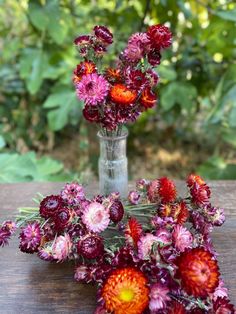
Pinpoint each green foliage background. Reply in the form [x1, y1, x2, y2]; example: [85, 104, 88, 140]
[0, 0, 236, 182]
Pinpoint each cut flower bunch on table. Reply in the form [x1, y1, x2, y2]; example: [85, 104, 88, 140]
[73, 24, 172, 135]
[0, 174, 235, 313]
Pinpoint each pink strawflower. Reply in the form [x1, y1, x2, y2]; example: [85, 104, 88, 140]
[82, 202, 110, 233]
[212, 279, 229, 301]
[61, 182, 85, 206]
[155, 228, 172, 246]
[137, 233, 159, 260]
[149, 283, 171, 311]
[128, 190, 141, 205]
[172, 224, 193, 252]
[52, 233, 72, 262]
[0, 220, 17, 247]
[19, 222, 42, 254]
[136, 178, 149, 191]
[123, 32, 150, 63]
[76, 73, 109, 106]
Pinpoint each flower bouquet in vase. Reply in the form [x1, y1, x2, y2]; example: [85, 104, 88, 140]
[73, 24, 172, 197]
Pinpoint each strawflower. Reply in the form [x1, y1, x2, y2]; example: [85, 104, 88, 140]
[175, 247, 220, 297]
[149, 283, 171, 311]
[19, 222, 42, 254]
[52, 234, 72, 262]
[76, 73, 109, 106]
[110, 83, 137, 106]
[102, 267, 149, 314]
[82, 202, 110, 233]
[125, 217, 143, 247]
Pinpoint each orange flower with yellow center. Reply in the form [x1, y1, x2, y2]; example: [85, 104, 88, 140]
[110, 84, 137, 106]
[175, 248, 219, 298]
[102, 267, 149, 314]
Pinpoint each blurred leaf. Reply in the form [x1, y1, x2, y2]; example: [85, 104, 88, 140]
[157, 65, 177, 81]
[0, 136, 6, 149]
[222, 128, 236, 148]
[198, 156, 236, 180]
[43, 89, 81, 131]
[161, 82, 197, 111]
[215, 9, 236, 22]
[28, 2, 48, 31]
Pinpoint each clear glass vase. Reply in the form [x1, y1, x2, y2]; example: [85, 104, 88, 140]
[97, 129, 128, 198]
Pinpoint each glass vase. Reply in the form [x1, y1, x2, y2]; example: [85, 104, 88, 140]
[97, 129, 128, 198]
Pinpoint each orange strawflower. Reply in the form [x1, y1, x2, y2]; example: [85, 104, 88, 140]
[125, 217, 143, 247]
[105, 67, 122, 83]
[102, 267, 149, 314]
[110, 83, 137, 106]
[73, 61, 96, 84]
[175, 248, 219, 298]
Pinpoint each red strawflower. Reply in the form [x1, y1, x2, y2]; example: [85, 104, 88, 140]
[140, 88, 157, 108]
[93, 44, 107, 58]
[74, 35, 91, 46]
[109, 200, 124, 223]
[171, 201, 189, 224]
[148, 177, 177, 203]
[190, 183, 211, 206]
[125, 69, 148, 90]
[175, 248, 220, 298]
[187, 174, 206, 187]
[53, 207, 72, 231]
[147, 24, 172, 49]
[147, 49, 162, 66]
[167, 301, 186, 314]
[110, 84, 137, 106]
[19, 222, 42, 254]
[73, 61, 96, 85]
[77, 234, 104, 259]
[102, 267, 149, 314]
[83, 104, 101, 123]
[39, 195, 63, 219]
[213, 297, 235, 314]
[93, 25, 113, 45]
[125, 217, 143, 247]
[105, 68, 122, 83]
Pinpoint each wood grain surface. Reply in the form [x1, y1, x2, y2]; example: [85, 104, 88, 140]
[0, 181, 235, 313]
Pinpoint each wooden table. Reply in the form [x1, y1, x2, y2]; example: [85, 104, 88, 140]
[0, 181, 235, 313]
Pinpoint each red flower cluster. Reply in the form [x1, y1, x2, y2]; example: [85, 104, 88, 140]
[73, 24, 172, 131]
[147, 177, 177, 203]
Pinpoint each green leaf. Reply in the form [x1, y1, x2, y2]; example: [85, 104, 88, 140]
[222, 128, 236, 148]
[157, 65, 177, 81]
[28, 2, 49, 31]
[215, 9, 236, 22]
[161, 82, 197, 111]
[43, 89, 80, 131]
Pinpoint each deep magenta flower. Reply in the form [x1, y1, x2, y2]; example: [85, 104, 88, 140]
[19, 222, 42, 254]
[108, 200, 124, 223]
[77, 234, 104, 259]
[76, 73, 109, 106]
[53, 207, 72, 231]
[0, 220, 17, 247]
[74, 35, 91, 46]
[137, 233, 159, 260]
[61, 182, 85, 206]
[93, 25, 113, 45]
[83, 104, 101, 123]
[39, 195, 63, 219]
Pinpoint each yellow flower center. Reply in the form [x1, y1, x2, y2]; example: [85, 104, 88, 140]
[118, 287, 135, 302]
